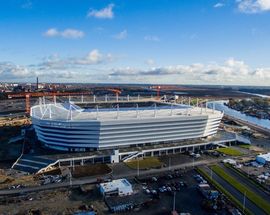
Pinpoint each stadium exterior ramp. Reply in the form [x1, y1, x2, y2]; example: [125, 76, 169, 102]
[31, 102, 223, 151]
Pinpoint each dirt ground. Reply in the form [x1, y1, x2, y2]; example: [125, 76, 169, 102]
[0, 187, 99, 215]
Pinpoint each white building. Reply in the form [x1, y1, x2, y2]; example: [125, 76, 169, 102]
[256, 153, 270, 165]
[100, 179, 133, 196]
[30, 101, 223, 151]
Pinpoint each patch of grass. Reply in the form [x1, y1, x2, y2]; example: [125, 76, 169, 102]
[196, 167, 252, 215]
[212, 165, 270, 215]
[224, 163, 268, 193]
[216, 147, 243, 156]
[238, 144, 251, 149]
[72, 164, 111, 178]
[125, 157, 163, 170]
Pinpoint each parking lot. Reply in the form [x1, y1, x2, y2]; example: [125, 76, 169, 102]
[108, 169, 230, 215]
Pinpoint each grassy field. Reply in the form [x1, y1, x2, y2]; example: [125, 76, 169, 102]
[125, 157, 163, 170]
[72, 164, 111, 178]
[216, 147, 243, 156]
[238, 144, 251, 149]
[212, 165, 270, 215]
[197, 167, 252, 215]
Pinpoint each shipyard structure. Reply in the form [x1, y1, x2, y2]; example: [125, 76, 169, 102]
[30, 100, 223, 152]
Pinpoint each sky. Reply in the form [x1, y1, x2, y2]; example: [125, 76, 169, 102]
[1, 0, 270, 85]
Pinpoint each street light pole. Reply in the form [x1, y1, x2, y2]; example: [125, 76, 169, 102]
[173, 191, 176, 212]
[242, 191, 246, 213]
[69, 171, 72, 187]
[137, 158, 140, 177]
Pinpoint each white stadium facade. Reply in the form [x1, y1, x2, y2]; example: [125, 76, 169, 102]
[30, 101, 223, 152]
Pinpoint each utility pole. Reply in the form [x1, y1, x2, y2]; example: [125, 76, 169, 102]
[137, 157, 140, 177]
[173, 191, 176, 212]
[169, 157, 171, 171]
[69, 171, 72, 187]
[242, 191, 246, 213]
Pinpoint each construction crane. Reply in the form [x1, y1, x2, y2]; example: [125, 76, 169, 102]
[7, 92, 90, 114]
[107, 88, 122, 97]
[150, 85, 161, 98]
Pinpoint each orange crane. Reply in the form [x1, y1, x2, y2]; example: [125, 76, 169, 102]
[107, 88, 122, 97]
[8, 92, 90, 114]
[150, 85, 161, 98]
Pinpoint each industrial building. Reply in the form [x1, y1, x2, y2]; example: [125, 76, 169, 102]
[30, 100, 223, 151]
[99, 179, 133, 196]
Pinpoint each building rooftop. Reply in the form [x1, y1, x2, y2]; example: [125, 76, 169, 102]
[257, 153, 270, 162]
[31, 101, 222, 122]
[100, 179, 132, 193]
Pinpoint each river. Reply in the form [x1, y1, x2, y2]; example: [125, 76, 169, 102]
[208, 100, 270, 130]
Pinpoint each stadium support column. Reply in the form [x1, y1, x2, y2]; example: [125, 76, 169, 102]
[116, 93, 119, 102]
[93, 95, 96, 103]
[188, 97, 191, 106]
[96, 105, 99, 119]
[196, 98, 199, 107]
[81, 95, 84, 103]
[116, 104, 119, 119]
[127, 95, 130, 101]
[69, 95, 71, 103]
[53, 95, 56, 105]
[136, 104, 139, 118]
[70, 105, 73, 120]
[49, 104, 52, 119]
[137, 94, 140, 101]
[105, 94, 108, 102]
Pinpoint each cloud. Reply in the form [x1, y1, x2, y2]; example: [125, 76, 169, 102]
[109, 58, 270, 85]
[44, 28, 85, 39]
[74, 49, 113, 65]
[144, 35, 160, 42]
[113, 30, 128, 40]
[0, 50, 115, 81]
[145, 59, 155, 66]
[87, 4, 114, 19]
[236, 0, 270, 13]
[214, 2, 225, 8]
[0, 62, 34, 79]
[3, 57, 270, 85]
[111, 64, 204, 76]
[21, 0, 32, 9]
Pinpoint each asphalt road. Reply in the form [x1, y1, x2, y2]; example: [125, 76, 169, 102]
[220, 164, 270, 202]
[202, 166, 266, 215]
[0, 158, 220, 196]
[224, 115, 270, 136]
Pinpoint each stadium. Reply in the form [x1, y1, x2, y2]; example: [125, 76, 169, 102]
[30, 100, 223, 152]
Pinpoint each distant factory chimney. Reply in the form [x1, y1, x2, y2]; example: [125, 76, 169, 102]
[36, 77, 39, 91]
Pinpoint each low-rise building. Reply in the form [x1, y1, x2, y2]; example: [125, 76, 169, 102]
[256, 153, 270, 165]
[100, 179, 133, 196]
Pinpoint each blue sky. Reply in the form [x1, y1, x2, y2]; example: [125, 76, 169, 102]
[1, 0, 270, 85]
